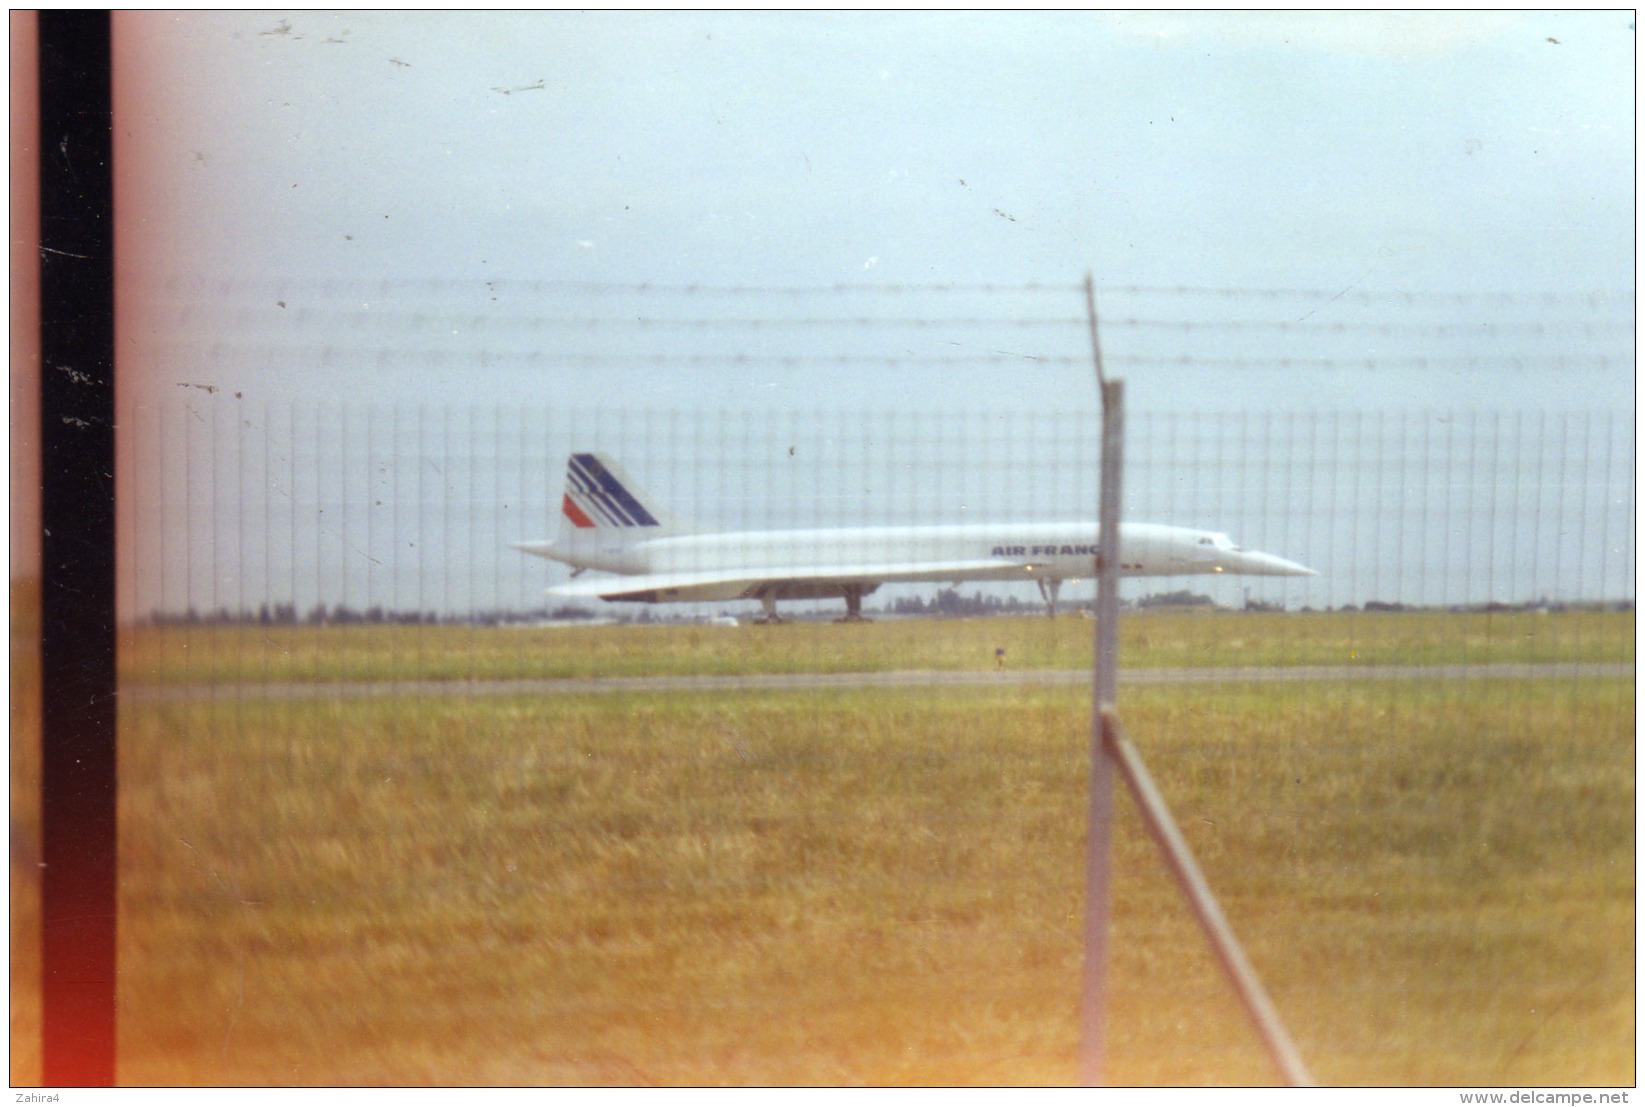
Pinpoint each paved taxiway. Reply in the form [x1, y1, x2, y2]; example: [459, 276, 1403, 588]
[125, 662, 1633, 703]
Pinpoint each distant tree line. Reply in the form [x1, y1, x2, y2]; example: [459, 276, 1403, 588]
[886, 588, 1049, 618]
[1135, 589, 1216, 608]
[1348, 598, 1634, 614]
[141, 603, 601, 627]
[140, 593, 1632, 627]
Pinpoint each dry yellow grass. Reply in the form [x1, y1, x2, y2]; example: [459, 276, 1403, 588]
[109, 672, 1633, 1086]
[118, 609, 1634, 686]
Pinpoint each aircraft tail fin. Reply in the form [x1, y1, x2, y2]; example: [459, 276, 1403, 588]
[559, 452, 694, 540]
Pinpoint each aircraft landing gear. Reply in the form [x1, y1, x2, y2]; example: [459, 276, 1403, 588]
[1037, 578, 1062, 618]
[835, 584, 870, 623]
[756, 593, 786, 624]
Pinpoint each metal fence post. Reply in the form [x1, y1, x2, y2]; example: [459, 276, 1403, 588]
[1078, 271, 1123, 1082]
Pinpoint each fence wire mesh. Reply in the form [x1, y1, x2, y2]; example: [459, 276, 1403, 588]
[121, 403, 1634, 624]
[101, 280, 1635, 1086]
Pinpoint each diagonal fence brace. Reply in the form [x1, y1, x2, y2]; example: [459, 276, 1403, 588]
[1099, 704, 1316, 1087]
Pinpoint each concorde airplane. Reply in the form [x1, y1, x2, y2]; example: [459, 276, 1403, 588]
[514, 452, 1316, 622]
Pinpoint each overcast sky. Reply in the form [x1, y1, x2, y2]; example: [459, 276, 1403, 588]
[117, 11, 1634, 286]
[108, 11, 1636, 616]
[114, 11, 1634, 408]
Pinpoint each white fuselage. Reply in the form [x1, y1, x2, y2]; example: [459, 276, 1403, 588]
[537, 521, 1308, 584]
[519, 451, 1315, 616]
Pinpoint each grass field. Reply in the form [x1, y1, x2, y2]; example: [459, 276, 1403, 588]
[13, 611, 1637, 1085]
[120, 608, 1634, 685]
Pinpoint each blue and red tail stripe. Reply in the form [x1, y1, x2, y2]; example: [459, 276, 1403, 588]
[565, 452, 660, 528]
[561, 493, 597, 529]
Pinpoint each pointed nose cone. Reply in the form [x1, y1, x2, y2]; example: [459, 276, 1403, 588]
[1227, 549, 1318, 577]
